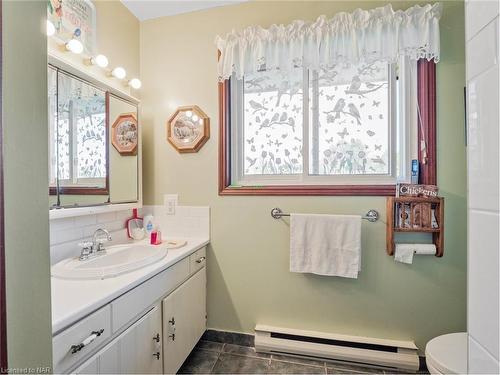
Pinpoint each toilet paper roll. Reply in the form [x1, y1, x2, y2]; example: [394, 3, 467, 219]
[394, 243, 436, 264]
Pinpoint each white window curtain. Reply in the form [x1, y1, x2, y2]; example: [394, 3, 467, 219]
[216, 3, 442, 80]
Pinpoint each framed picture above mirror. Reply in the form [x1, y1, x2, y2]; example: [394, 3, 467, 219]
[167, 105, 210, 153]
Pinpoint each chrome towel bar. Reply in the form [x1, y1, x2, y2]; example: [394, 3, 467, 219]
[270, 207, 379, 222]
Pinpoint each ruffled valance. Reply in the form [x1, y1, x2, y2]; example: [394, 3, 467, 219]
[216, 3, 442, 80]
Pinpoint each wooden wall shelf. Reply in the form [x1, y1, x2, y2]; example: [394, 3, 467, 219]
[386, 197, 444, 257]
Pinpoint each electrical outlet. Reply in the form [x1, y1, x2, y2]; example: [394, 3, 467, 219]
[164, 194, 178, 215]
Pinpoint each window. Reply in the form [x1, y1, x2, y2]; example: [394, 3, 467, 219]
[48, 66, 108, 195]
[219, 59, 436, 196]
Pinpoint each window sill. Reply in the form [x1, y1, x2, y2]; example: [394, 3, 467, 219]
[218, 184, 396, 196]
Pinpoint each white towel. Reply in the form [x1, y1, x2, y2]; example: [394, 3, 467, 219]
[290, 214, 362, 278]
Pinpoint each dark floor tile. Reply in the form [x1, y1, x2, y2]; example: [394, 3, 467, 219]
[212, 353, 270, 374]
[196, 340, 224, 352]
[268, 360, 326, 374]
[202, 329, 254, 347]
[223, 344, 271, 359]
[178, 349, 219, 374]
[271, 354, 326, 368]
[326, 363, 385, 374]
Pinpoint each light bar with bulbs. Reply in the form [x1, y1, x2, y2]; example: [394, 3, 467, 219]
[47, 19, 140, 90]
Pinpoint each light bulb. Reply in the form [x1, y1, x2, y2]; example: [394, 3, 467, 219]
[192, 114, 199, 122]
[185, 111, 193, 118]
[91, 54, 109, 68]
[65, 39, 83, 54]
[128, 78, 142, 89]
[198, 119, 203, 125]
[111, 67, 126, 80]
[46, 20, 56, 36]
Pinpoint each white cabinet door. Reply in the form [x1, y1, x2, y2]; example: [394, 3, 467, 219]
[119, 304, 163, 374]
[97, 341, 119, 374]
[73, 305, 162, 374]
[163, 268, 206, 374]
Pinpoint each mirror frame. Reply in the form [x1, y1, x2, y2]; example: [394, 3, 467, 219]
[48, 54, 142, 217]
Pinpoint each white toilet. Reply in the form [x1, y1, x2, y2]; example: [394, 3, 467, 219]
[425, 332, 467, 374]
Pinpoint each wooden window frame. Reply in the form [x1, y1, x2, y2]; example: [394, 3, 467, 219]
[218, 59, 437, 196]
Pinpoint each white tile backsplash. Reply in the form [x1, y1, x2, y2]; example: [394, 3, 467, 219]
[142, 205, 210, 239]
[50, 205, 210, 265]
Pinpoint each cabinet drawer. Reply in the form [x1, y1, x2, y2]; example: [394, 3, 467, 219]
[190, 247, 206, 274]
[111, 258, 189, 332]
[53, 305, 111, 374]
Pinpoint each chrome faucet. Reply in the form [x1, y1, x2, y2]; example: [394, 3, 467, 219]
[92, 228, 112, 253]
[79, 228, 112, 261]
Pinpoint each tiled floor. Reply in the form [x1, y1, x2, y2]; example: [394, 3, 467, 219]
[178, 339, 424, 374]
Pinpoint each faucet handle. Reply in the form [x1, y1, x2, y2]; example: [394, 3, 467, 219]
[79, 241, 93, 250]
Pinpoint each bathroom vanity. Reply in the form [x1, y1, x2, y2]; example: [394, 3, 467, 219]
[46, 52, 212, 374]
[51, 240, 208, 374]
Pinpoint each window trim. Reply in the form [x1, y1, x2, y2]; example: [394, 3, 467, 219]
[417, 60, 437, 185]
[218, 60, 437, 196]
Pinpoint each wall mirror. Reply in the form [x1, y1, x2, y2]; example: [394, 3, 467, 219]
[48, 65, 139, 209]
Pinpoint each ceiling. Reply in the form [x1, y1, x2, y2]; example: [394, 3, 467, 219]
[121, 1, 247, 21]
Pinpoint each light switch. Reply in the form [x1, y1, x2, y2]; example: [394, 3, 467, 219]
[164, 194, 178, 215]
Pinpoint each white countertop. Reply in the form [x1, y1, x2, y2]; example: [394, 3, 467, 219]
[51, 237, 209, 335]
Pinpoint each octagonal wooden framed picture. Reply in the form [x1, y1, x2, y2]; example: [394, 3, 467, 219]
[111, 112, 138, 156]
[167, 105, 210, 153]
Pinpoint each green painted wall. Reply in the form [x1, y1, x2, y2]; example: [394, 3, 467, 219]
[140, 1, 466, 352]
[2, 1, 53, 369]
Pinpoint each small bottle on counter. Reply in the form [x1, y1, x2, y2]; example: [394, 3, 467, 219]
[150, 228, 162, 245]
[144, 214, 155, 235]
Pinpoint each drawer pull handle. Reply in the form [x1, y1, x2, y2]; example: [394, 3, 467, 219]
[169, 317, 175, 325]
[195, 256, 206, 264]
[169, 333, 176, 341]
[153, 333, 160, 343]
[153, 352, 160, 360]
[70, 329, 104, 354]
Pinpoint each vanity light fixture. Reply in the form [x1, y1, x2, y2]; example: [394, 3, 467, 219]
[66, 39, 84, 54]
[90, 54, 109, 68]
[128, 78, 142, 90]
[111, 67, 127, 80]
[46, 20, 56, 36]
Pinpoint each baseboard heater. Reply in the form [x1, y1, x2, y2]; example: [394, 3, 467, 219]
[254, 325, 419, 372]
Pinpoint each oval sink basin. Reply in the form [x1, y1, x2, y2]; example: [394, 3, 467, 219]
[52, 243, 168, 280]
